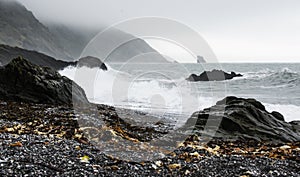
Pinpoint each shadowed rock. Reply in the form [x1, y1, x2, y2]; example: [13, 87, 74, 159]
[0, 57, 88, 105]
[183, 96, 300, 143]
[187, 69, 243, 81]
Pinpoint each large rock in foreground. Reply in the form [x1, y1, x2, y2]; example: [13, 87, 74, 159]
[0, 57, 88, 105]
[187, 69, 242, 81]
[183, 96, 300, 142]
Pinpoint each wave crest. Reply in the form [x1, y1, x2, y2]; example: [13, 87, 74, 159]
[242, 67, 300, 88]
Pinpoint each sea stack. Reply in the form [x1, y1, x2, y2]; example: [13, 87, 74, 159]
[197, 56, 206, 63]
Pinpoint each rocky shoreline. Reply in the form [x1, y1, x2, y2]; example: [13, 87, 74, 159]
[0, 58, 299, 176]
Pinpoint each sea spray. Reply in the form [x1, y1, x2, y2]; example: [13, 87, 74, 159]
[59, 66, 218, 119]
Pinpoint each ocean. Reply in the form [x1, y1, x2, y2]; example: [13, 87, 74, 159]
[60, 63, 300, 122]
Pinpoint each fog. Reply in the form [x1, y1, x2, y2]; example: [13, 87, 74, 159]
[17, 0, 300, 62]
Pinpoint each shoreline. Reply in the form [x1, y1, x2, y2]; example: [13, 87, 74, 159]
[0, 100, 299, 176]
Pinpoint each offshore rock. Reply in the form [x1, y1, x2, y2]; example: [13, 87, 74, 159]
[77, 56, 107, 70]
[187, 69, 243, 81]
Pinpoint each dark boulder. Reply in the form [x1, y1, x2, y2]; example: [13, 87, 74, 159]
[187, 69, 243, 81]
[0, 57, 89, 105]
[183, 96, 300, 143]
[76, 56, 107, 70]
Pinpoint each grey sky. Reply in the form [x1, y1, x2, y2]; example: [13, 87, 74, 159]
[18, 0, 300, 62]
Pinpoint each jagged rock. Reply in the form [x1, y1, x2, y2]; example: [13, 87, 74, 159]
[187, 69, 243, 81]
[0, 57, 88, 105]
[183, 96, 300, 142]
[76, 56, 107, 70]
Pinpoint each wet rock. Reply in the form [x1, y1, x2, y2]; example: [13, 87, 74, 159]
[0, 57, 88, 105]
[186, 69, 243, 81]
[183, 96, 300, 142]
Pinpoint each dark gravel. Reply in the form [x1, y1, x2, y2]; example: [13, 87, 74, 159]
[0, 133, 299, 177]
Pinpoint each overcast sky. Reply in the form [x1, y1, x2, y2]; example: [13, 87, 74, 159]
[18, 0, 300, 63]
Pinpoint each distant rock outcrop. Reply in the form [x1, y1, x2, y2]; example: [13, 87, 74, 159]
[197, 56, 206, 63]
[0, 57, 88, 105]
[183, 96, 300, 143]
[187, 69, 243, 81]
[77, 56, 107, 70]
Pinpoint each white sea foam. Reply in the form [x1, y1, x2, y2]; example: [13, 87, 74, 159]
[59, 66, 217, 118]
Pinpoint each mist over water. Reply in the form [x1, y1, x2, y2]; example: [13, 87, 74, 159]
[60, 63, 300, 122]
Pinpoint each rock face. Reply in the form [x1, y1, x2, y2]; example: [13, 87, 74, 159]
[0, 0, 72, 60]
[77, 56, 107, 70]
[183, 96, 300, 142]
[187, 69, 243, 81]
[0, 57, 88, 105]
